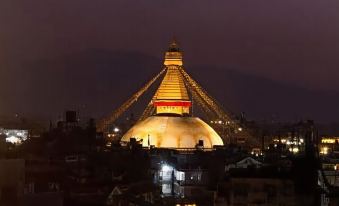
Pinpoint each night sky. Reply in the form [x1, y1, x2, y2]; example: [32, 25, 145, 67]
[1, 0, 339, 122]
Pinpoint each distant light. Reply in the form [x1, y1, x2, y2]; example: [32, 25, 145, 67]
[292, 147, 299, 153]
[238, 127, 242, 131]
[6, 136, 21, 144]
[160, 163, 174, 182]
[321, 138, 338, 144]
[320, 147, 329, 155]
[114, 127, 120, 133]
[3, 129, 28, 145]
[218, 120, 222, 124]
[161, 164, 173, 172]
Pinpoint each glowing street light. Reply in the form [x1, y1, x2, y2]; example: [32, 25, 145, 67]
[161, 164, 173, 172]
[6, 136, 22, 144]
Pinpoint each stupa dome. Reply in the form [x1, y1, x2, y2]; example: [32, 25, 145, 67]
[121, 116, 224, 148]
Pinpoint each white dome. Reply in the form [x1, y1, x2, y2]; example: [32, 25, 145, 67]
[121, 116, 224, 148]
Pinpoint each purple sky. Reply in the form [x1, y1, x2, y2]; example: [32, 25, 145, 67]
[1, 0, 339, 121]
[1, 0, 339, 91]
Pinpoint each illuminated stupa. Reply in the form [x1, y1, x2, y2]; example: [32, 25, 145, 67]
[121, 41, 224, 148]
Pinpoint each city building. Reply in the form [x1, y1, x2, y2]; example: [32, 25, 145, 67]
[0, 159, 25, 205]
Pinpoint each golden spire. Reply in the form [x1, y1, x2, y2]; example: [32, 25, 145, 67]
[154, 40, 191, 115]
[164, 39, 183, 66]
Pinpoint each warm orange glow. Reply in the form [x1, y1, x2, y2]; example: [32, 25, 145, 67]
[320, 146, 329, 155]
[153, 41, 190, 115]
[321, 137, 339, 144]
[120, 40, 224, 149]
[121, 116, 224, 148]
[164, 41, 183, 66]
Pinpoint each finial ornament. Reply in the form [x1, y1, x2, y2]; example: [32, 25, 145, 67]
[168, 38, 180, 52]
[164, 39, 183, 66]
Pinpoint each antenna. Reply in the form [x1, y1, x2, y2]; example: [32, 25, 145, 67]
[191, 87, 194, 117]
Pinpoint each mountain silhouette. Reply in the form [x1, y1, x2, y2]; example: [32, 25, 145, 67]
[1, 49, 338, 123]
